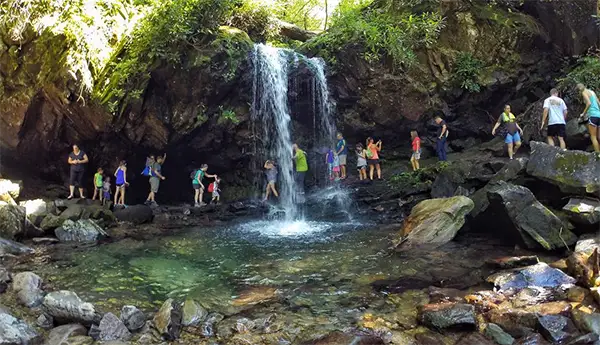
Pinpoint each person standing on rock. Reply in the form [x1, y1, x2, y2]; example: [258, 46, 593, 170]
[410, 130, 421, 171]
[541, 88, 568, 149]
[336, 133, 348, 179]
[366, 137, 382, 180]
[145, 153, 166, 206]
[492, 105, 523, 160]
[92, 167, 104, 202]
[292, 144, 308, 202]
[263, 160, 279, 201]
[67, 144, 89, 200]
[434, 116, 448, 161]
[114, 160, 129, 206]
[577, 83, 600, 152]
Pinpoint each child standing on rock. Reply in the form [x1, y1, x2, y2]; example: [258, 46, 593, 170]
[114, 160, 129, 206]
[356, 144, 367, 181]
[102, 177, 111, 206]
[93, 167, 104, 202]
[410, 130, 421, 171]
[210, 176, 221, 205]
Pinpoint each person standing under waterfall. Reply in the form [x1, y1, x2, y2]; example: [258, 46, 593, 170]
[292, 144, 308, 201]
[541, 88, 568, 149]
[492, 105, 523, 160]
[577, 83, 600, 152]
[67, 144, 89, 199]
[264, 160, 279, 201]
[336, 133, 348, 179]
[366, 137, 382, 180]
[145, 153, 166, 206]
[434, 116, 448, 161]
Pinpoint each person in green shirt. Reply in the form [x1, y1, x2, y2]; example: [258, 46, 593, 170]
[292, 144, 308, 199]
[92, 167, 104, 203]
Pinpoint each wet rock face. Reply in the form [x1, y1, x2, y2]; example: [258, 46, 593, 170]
[563, 198, 600, 226]
[90, 312, 131, 342]
[42, 291, 99, 325]
[113, 205, 153, 225]
[120, 305, 145, 332]
[47, 324, 88, 345]
[527, 141, 600, 194]
[483, 323, 515, 345]
[0, 310, 42, 345]
[487, 262, 576, 292]
[301, 331, 385, 345]
[152, 299, 182, 340]
[395, 196, 474, 250]
[0, 238, 34, 256]
[55, 219, 106, 243]
[537, 314, 579, 343]
[0, 204, 26, 240]
[418, 302, 476, 329]
[181, 299, 207, 327]
[11, 272, 44, 308]
[486, 181, 577, 250]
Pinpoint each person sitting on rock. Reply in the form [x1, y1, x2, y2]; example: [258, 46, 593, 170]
[492, 105, 523, 160]
[114, 160, 129, 206]
[541, 88, 568, 149]
[102, 176, 111, 206]
[146, 153, 166, 207]
[92, 167, 104, 202]
[356, 143, 367, 181]
[67, 144, 89, 200]
[264, 160, 279, 201]
[577, 83, 600, 152]
[410, 130, 421, 171]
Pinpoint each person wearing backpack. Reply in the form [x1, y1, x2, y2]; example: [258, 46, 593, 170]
[366, 137, 382, 180]
[191, 164, 217, 207]
[492, 104, 523, 160]
[145, 153, 166, 206]
[141, 155, 155, 177]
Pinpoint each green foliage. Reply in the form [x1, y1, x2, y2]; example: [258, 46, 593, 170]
[302, 0, 443, 68]
[227, 0, 278, 42]
[218, 106, 240, 124]
[388, 161, 450, 187]
[558, 54, 600, 104]
[452, 52, 484, 93]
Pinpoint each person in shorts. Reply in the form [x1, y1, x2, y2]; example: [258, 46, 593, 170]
[336, 133, 348, 179]
[366, 137, 382, 180]
[145, 153, 166, 206]
[541, 88, 568, 149]
[264, 160, 279, 201]
[92, 167, 104, 202]
[332, 152, 341, 181]
[211, 176, 221, 204]
[578, 83, 600, 152]
[492, 104, 523, 160]
[102, 177, 111, 206]
[292, 144, 308, 202]
[356, 143, 367, 181]
[192, 164, 217, 207]
[67, 144, 89, 199]
[113, 160, 129, 206]
[410, 130, 421, 171]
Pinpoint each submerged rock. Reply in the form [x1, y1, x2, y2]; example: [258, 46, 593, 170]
[42, 291, 99, 325]
[0, 204, 26, 240]
[0, 238, 34, 256]
[486, 256, 539, 269]
[231, 286, 278, 307]
[55, 219, 107, 243]
[395, 196, 474, 250]
[47, 324, 88, 345]
[92, 312, 131, 341]
[11, 272, 44, 308]
[527, 141, 600, 194]
[113, 205, 153, 225]
[487, 182, 577, 250]
[487, 262, 576, 291]
[152, 299, 182, 340]
[181, 299, 207, 327]
[300, 331, 385, 345]
[483, 323, 515, 345]
[537, 314, 579, 343]
[563, 198, 600, 225]
[0, 266, 10, 293]
[418, 302, 476, 329]
[120, 305, 145, 332]
[0, 310, 42, 345]
[486, 308, 538, 338]
[572, 309, 600, 337]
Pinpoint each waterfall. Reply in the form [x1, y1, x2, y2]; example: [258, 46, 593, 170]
[251, 43, 348, 221]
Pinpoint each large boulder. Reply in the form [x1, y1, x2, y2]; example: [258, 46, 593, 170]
[527, 141, 600, 194]
[42, 291, 100, 325]
[11, 272, 44, 308]
[120, 305, 145, 332]
[395, 196, 474, 250]
[0, 238, 34, 256]
[563, 198, 600, 226]
[19, 199, 48, 227]
[487, 182, 577, 250]
[487, 262, 576, 292]
[55, 219, 107, 243]
[90, 312, 131, 341]
[59, 205, 84, 221]
[0, 310, 42, 345]
[0, 205, 26, 240]
[0, 179, 21, 204]
[113, 205, 153, 225]
[40, 214, 64, 231]
[152, 299, 182, 340]
[46, 324, 88, 345]
[181, 299, 208, 327]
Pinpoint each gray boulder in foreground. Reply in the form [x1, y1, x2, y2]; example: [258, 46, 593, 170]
[527, 141, 600, 194]
[11, 272, 44, 308]
[0, 310, 42, 345]
[42, 291, 99, 325]
[55, 219, 107, 243]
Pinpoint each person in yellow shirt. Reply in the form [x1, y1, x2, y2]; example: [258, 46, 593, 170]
[92, 167, 104, 202]
[292, 144, 308, 201]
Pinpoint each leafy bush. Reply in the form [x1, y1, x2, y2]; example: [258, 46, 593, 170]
[218, 107, 240, 124]
[452, 52, 484, 93]
[227, 0, 278, 42]
[302, 0, 444, 68]
[558, 54, 600, 105]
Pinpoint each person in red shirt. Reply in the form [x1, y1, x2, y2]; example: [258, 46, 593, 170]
[410, 130, 421, 171]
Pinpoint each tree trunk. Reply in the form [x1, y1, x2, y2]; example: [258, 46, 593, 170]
[324, 0, 328, 31]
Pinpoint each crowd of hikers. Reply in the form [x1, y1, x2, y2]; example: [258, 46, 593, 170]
[67, 85, 600, 206]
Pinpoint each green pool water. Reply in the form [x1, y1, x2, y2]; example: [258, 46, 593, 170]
[40, 219, 523, 334]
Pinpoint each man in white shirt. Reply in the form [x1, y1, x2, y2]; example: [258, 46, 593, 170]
[541, 88, 568, 149]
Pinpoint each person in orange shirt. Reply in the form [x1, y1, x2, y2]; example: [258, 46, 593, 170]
[410, 131, 421, 171]
[366, 137, 382, 180]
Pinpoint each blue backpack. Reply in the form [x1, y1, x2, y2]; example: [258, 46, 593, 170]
[141, 165, 152, 177]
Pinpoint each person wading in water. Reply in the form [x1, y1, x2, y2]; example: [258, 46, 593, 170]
[67, 144, 89, 199]
[577, 83, 600, 152]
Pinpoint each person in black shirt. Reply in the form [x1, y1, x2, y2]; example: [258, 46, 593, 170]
[434, 116, 449, 161]
[67, 144, 89, 199]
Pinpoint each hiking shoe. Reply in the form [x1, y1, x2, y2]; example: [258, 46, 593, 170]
[199, 202, 207, 207]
